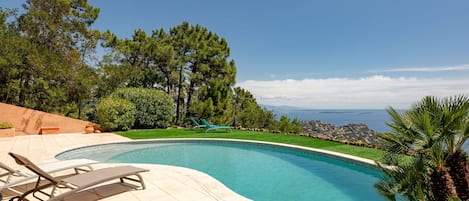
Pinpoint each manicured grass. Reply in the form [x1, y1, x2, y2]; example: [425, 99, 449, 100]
[117, 128, 385, 161]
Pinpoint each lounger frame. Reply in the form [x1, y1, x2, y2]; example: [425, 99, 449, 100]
[1, 159, 97, 199]
[8, 152, 148, 201]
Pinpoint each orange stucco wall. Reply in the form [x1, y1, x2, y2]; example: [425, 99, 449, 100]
[0, 103, 91, 134]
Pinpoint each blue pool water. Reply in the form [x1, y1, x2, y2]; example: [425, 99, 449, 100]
[57, 140, 385, 201]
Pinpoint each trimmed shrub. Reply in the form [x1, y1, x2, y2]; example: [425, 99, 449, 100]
[0, 122, 13, 129]
[96, 98, 136, 131]
[111, 88, 174, 128]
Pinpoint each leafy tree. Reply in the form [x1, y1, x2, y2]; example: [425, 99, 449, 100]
[101, 22, 237, 125]
[231, 87, 276, 129]
[268, 115, 303, 134]
[232, 87, 260, 127]
[0, 0, 100, 118]
[190, 79, 234, 125]
[376, 95, 469, 201]
[290, 117, 303, 134]
[98, 28, 177, 96]
[258, 109, 276, 130]
[0, 8, 24, 104]
[150, 29, 177, 95]
[100, 29, 160, 88]
[277, 115, 291, 133]
[169, 22, 236, 124]
[96, 63, 130, 98]
[1, 2, 275, 130]
[64, 63, 98, 119]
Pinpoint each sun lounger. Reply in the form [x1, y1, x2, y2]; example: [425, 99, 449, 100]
[189, 117, 207, 129]
[200, 118, 232, 132]
[0, 159, 97, 190]
[8, 152, 148, 201]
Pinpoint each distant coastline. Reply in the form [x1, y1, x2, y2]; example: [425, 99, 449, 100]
[266, 106, 469, 152]
[302, 120, 379, 147]
[265, 106, 396, 133]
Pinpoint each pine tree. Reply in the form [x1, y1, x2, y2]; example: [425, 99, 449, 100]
[0, 0, 99, 117]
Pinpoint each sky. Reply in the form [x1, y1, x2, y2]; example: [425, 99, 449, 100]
[2, 0, 469, 109]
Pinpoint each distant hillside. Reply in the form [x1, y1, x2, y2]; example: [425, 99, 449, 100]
[302, 120, 379, 147]
[260, 104, 308, 111]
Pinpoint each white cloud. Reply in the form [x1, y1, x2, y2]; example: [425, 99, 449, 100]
[237, 75, 469, 109]
[378, 64, 469, 73]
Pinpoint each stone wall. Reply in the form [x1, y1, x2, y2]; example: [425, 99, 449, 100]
[0, 103, 91, 134]
[302, 120, 379, 147]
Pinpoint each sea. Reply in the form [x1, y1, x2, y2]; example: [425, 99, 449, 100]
[272, 109, 393, 132]
[271, 108, 469, 152]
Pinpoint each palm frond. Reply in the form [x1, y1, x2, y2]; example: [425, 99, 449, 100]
[377, 95, 469, 201]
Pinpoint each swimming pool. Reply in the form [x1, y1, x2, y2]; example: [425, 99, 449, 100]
[57, 139, 385, 201]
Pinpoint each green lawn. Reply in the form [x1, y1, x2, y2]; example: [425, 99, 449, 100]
[117, 128, 385, 161]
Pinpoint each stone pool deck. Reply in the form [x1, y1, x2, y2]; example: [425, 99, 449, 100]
[0, 133, 250, 201]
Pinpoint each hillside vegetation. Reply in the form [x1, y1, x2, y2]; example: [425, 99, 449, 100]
[0, 1, 299, 133]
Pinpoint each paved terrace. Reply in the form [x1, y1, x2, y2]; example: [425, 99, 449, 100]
[0, 134, 250, 201]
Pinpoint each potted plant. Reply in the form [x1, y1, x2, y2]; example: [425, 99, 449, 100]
[84, 124, 95, 134]
[0, 122, 15, 137]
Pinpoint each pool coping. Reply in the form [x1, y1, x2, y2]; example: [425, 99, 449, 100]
[56, 138, 382, 170]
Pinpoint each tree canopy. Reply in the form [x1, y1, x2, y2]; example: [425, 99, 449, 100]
[99, 22, 238, 125]
[0, 0, 100, 118]
[0, 0, 282, 131]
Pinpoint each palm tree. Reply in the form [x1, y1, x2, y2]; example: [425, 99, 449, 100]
[375, 157, 430, 201]
[439, 96, 469, 201]
[376, 96, 469, 201]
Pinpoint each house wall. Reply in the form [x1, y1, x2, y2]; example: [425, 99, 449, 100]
[0, 103, 91, 134]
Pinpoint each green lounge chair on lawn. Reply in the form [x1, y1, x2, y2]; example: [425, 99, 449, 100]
[200, 118, 232, 132]
[189, 117, 207, 129]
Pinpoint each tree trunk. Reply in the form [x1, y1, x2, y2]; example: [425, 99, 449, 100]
[447, 151, 469, 201]
[18, 75, 27, 106]
[175, 66, 184, 124]
[430, 169, 458, 201]
[78, 99, 82, 119]
[166, 77, 171, 94]
[186, 81, 195, 120]
[186, 62, 199, 121]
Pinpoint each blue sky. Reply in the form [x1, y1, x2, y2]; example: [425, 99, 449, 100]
[2, 0, 469, 109]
